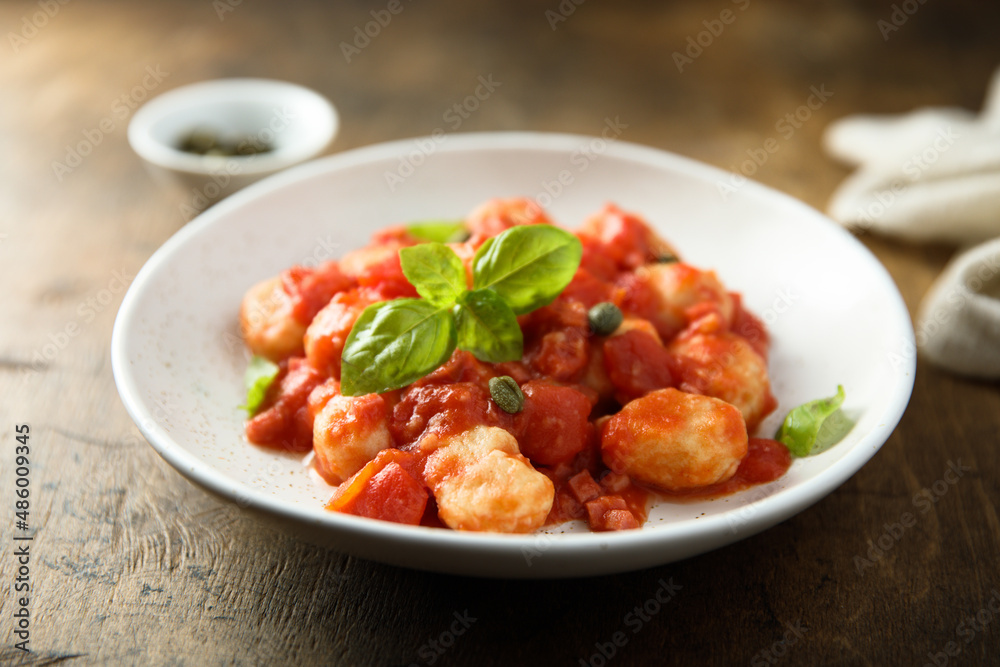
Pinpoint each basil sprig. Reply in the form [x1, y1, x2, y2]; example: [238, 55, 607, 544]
[398, 242, 466, 307]
[340, 224, 582, 396]
[455, 289, 524, 363]
[341, 299, 457, 396]
[472, 225, 584, 314]
[242, 355, 280, 415]
[776, 385, 848, 457]
[406, 220, 469, 243]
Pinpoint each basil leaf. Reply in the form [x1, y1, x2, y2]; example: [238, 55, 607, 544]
[340, 299, 457, 396]
[455, 289, 523, 363]
[242, 355, 280, 415]
[407, 220, 469, 243]
[776, 385, 847, 457]
[472, 224, 582, 315]
[399, 243, 467, 307]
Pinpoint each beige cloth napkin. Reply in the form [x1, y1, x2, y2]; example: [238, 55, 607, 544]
[917, 237, 1000, 378]
[824, 66, 1000, 244]
[823, 67, 1000, 379]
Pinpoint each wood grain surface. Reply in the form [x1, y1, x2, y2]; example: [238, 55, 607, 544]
[2, 0, 999, 665]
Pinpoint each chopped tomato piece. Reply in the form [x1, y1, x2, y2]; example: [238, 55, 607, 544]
[547, 489, 586, 524]
[465, 197, 552, 246]
[567, 470, 603, 504]
[601, 509, 641, 531]
[245, 358, 325, 452]
[327, 450, 428, 525]
[304, 289, 372, 380]
[559, 268, 621, 309]
[602, 329, 675, 402]
[371, 224, 422, 247]
[578, 234, 620, 282]
[515, 381, 593, 466]
[390, 382, 500, 448]
[281, 261, 354, 326]
[525, 327, 589, 382]
[580, 204, 674, 270]
[356, 251, 418, 300]
[585, 495, 640, 531]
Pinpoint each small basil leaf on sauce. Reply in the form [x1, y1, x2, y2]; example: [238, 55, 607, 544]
[340, 299, 457, 396]
[472, 224, 582, 315]
[454, 289, 524, 363]
[776, 385, 847, 457]
[399, 242, 467, 308]
[242, 355, 280, 415]
[407, 220, 469, 243]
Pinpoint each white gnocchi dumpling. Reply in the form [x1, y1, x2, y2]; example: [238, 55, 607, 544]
[641, 262, 734, 337]
[668, 332, 775, 431]
[601, 388, 748, 491]
[313, 393, 392, 485]
[423, 426, 555, 533]
[239, 276, 305, 361]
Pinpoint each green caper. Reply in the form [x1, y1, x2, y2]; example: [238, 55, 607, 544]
[588, 302, 623, 336]
[489, 375, 525, 414]
[178, 129, 219, 154]
[656, 252, 680, 264]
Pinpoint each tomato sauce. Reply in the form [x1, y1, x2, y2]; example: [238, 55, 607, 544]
[245, 359, 324, 452]
[662, 438, 792, 500]
[242, 200, 791, 534]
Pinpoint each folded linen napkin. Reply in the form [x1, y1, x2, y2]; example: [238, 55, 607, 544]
[824, 66, 1000, 378]
[916, 237, 1000, 379]
[823, 66, 1000, 244]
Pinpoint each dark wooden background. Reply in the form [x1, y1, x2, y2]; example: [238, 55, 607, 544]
[2, 0, 999, 664]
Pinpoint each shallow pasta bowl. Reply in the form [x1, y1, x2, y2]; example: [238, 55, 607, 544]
[111, 132, 915, 578]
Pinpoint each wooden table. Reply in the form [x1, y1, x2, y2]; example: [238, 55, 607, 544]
[3, 1, 999, 664]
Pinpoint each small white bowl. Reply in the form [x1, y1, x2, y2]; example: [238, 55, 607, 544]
[128, 78, 338, 210]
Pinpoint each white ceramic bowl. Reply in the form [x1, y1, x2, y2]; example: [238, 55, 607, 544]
[111, 132, 915, 578]
[127, 78, 338, 207]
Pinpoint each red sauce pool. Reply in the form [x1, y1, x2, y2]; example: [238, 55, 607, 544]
[661, 437, 792, 501]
